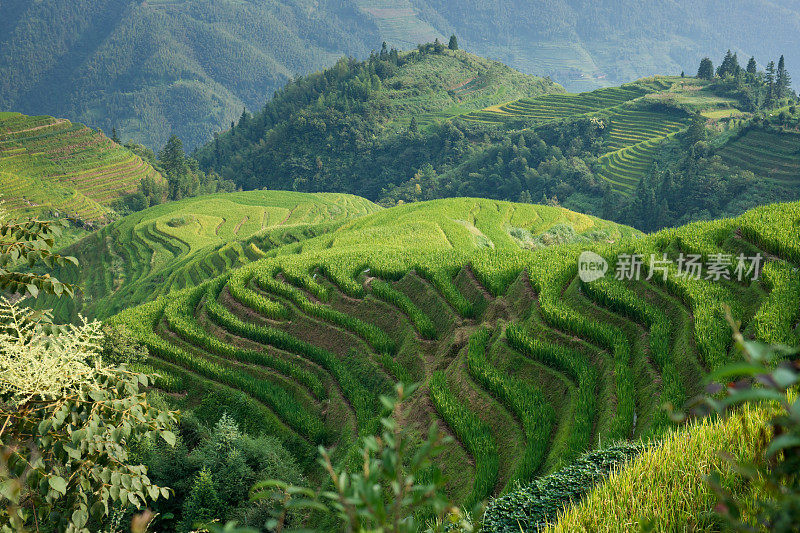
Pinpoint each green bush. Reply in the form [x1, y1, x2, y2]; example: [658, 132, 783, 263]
[482, 442, 642, 532]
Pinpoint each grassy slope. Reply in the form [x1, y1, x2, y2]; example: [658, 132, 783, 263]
[0, 112, 164, 222]
[108, 195, 800, 513]
[37, 191, 381, 321]
[460, 76, 692, 193]
[378, 49, 565, 129]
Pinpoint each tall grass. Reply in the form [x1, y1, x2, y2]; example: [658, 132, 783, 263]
[546, 406, 770, 532]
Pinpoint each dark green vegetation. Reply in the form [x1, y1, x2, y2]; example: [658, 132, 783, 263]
[482, 442, 642, 532]
[4, 1, 800, 150]
[195, 46, 560, 199]
[0, 112, 164, 223]
[103, 192, 800, 527]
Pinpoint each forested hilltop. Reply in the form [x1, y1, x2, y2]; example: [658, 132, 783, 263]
[195, 45, 560, 199]
[4, 0, 800, 149]
[199, 49, 800, 232]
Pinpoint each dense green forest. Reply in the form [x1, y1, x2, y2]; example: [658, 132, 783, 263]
[4, 0, 800, 149]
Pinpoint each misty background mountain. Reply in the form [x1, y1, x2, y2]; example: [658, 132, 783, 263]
[2, 0, 799, 150]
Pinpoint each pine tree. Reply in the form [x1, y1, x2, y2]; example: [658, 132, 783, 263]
[380, 41, 389, 60]
[776, 55, 792, 99]
[238, 107, 249, 130]
[716, 50, 740, 78]
[409, 116, 419, 133]
[697, 57, 714, 80]
[448, 35, 458, 50]
[111, 127, 120, 144]
[159, 135, 186, 175]
[746, 57, 757, 75]
[180, 469, 222, 531]
[717, 50, 733, 77]
[766, 60, 776, 107]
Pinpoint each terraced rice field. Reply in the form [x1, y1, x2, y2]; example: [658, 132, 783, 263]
[111, 197, 800, 508]
[0, 112, 164, 222]
[461, 86, 648, 126]
[717, 129, 800, 186]
[461, 78, 689, 194]
[37, 191, 382, 322]
[596, 107, 690, 192]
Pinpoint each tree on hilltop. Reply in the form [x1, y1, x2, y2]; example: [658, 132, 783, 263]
[766, 60, 776, 106]
[716, 50, 740, 78]
[449, 35, 459, 50]
[746, 56, 757, 75]
[777, 55, 792, 99]
[697, 57, 714, 79]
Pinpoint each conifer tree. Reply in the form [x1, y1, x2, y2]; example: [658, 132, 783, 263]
[448, 35, 458, 50]
[697, 57, 714, 79]
[746, 56, 757, 75]
[766, 60, 777, 106]
[111, 127, 120, 144]
[776, 55, 792, 99]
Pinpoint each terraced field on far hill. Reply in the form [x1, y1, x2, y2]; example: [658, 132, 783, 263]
[718, 128, 800, 187]
[460, 79, 691, 193]
[596, 106, 690, 192]
[0, 112, 163, 222]
[109, 195, 800, 512]
[460, 85, 647, 126]
[37, 191, 381, 322]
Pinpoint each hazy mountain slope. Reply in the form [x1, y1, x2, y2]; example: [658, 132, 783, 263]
[2, 0, 799, 150]
[0, 0, 377, 150]
[410, 0, 800, 91]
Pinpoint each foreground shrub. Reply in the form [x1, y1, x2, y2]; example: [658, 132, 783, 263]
[0, 299, 177, 531]
[482, 442, 642, 533]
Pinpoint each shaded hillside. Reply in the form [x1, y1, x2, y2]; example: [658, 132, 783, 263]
[0, 0, 377, 150]
[0, 112, 163, 223]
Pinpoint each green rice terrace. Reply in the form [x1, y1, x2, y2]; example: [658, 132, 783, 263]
[717, 128, 800, 187]
[460, 78, 692, 193]
[100, 194, 799, 525]
[38, 191, 381, 322]
[0, 112, 164, 222]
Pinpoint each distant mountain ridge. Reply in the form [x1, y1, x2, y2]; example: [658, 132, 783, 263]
[2, 0, 800, 150]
